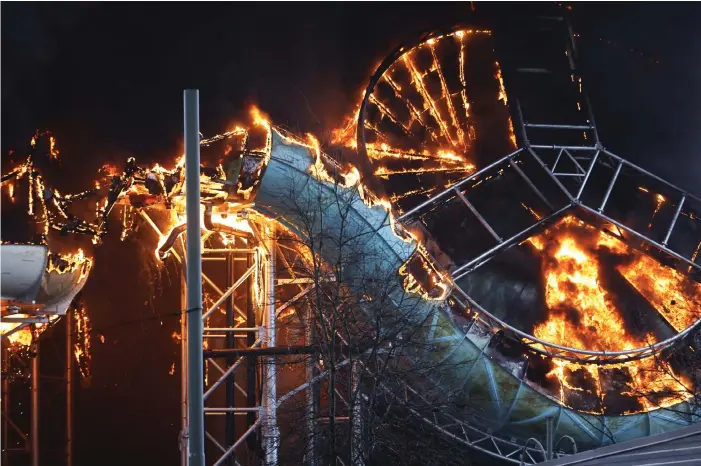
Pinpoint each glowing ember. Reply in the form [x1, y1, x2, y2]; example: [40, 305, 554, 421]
[49, 136, 60, 159]
[74, 305, 92, 380]
[495, 61, 508, 105]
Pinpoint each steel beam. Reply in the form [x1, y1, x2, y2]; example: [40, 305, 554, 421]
[31, 345, 39, 466]
[598, 161, 622, 213]
[508, 158, 555, 211]
[451, 205, 571, 279]
[454, 189, 502, 242]
[246, 253, 257, 449]
[225, 255, 235, 465]
[397, 148, 523, 221]
[524, 123, 592, 130]
[66, 311, 73, 466]
[662, 196, 686, 246]
[201, 265, 255, 321]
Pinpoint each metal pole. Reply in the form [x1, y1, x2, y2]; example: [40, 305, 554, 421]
[515, 99, 529, 145]
[262, 225, 279, 465]
[545, 416, 554, 460]
[66, 312, 73, 466]
[31, 343, 39, 466]
[598, 161, 622, 213]
[508, 159, 555, 211]
[454, 189, 502, 242]
[397, 148, 522, 222]
[181, 271, 189, 466]
[662, 196, 686, 246]
[575, 150, 599, 200]
[3, 348, 9, 465]
[246, 253, 257, 450]
[184, 89, 205, 466]
[225, 254, 236, 466]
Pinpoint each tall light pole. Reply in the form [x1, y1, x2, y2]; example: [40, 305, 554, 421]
[184, 89, 205, 465]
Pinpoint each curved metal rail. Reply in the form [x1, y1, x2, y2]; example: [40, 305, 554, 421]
[356, 24, 481, 164]
[397, 143, 701, 364]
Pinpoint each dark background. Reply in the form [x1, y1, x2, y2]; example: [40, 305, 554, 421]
[2, 3, 700, 465]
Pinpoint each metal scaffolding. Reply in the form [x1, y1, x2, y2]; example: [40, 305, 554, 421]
[1, 315, 74, 466]
[392, 4, 700, 366]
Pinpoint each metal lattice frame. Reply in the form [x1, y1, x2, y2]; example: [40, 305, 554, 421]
[392, 6, 700, 366]
[398, 143, 701, 364]
[1, 318, 74, 466]
[328, 306, 579, 465]
[145, 205, 351, 466]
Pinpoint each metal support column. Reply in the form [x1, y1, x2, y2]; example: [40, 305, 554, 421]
[2, 349, 9, 465]
[598, 161, 622, 213]
[31, 343, 39, 466]
[662, 196, 686, 246]
[66, 311, 74, 466]
[545, 416, 554, 460]
[225, 254, 236, 465]
[262, 225, 279, 465]
[246, 253, 258, 451]
[181, 271, 189, 466]
[184, 88, 205, 466]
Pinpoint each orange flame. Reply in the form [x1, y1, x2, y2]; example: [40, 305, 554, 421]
[528, 216, 694, 412]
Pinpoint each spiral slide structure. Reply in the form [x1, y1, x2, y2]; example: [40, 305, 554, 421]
[251, 129, 699, 459]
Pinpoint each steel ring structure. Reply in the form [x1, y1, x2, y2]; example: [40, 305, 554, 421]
[354, 22, 701, 366]
[356, 24, 487, 165]
[397, 147, 701, 364]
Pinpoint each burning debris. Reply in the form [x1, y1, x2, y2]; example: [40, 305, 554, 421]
[526, 215, 698, 413]
[73, 304, 92, 382]
[331, 28, 516, 216]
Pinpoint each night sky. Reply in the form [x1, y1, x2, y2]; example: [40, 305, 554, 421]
[2, 3, 701, 465]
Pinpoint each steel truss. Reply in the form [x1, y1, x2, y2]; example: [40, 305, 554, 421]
[323, 307, 579, 465]
[396, 6, 700, 366]
[399, 141, 701, 364]
[1, 314, 74, 466]
[144, 205, 348, 465]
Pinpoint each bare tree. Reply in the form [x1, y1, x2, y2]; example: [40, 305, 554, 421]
[257, 161, 476, 466]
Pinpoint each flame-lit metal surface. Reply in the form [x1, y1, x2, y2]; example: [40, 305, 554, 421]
[0, 244, 48, 301]
[254, 130, 428, 318]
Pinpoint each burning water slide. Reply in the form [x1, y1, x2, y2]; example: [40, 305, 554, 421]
[1, 245, 93, 344]
[251, 130, 700, 453]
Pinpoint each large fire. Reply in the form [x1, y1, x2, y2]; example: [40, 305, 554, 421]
[330, 28, 517, 214]
[0, 323, 35, 347]
[527, 216, 698, 412]
[4, 93, 696, 419]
